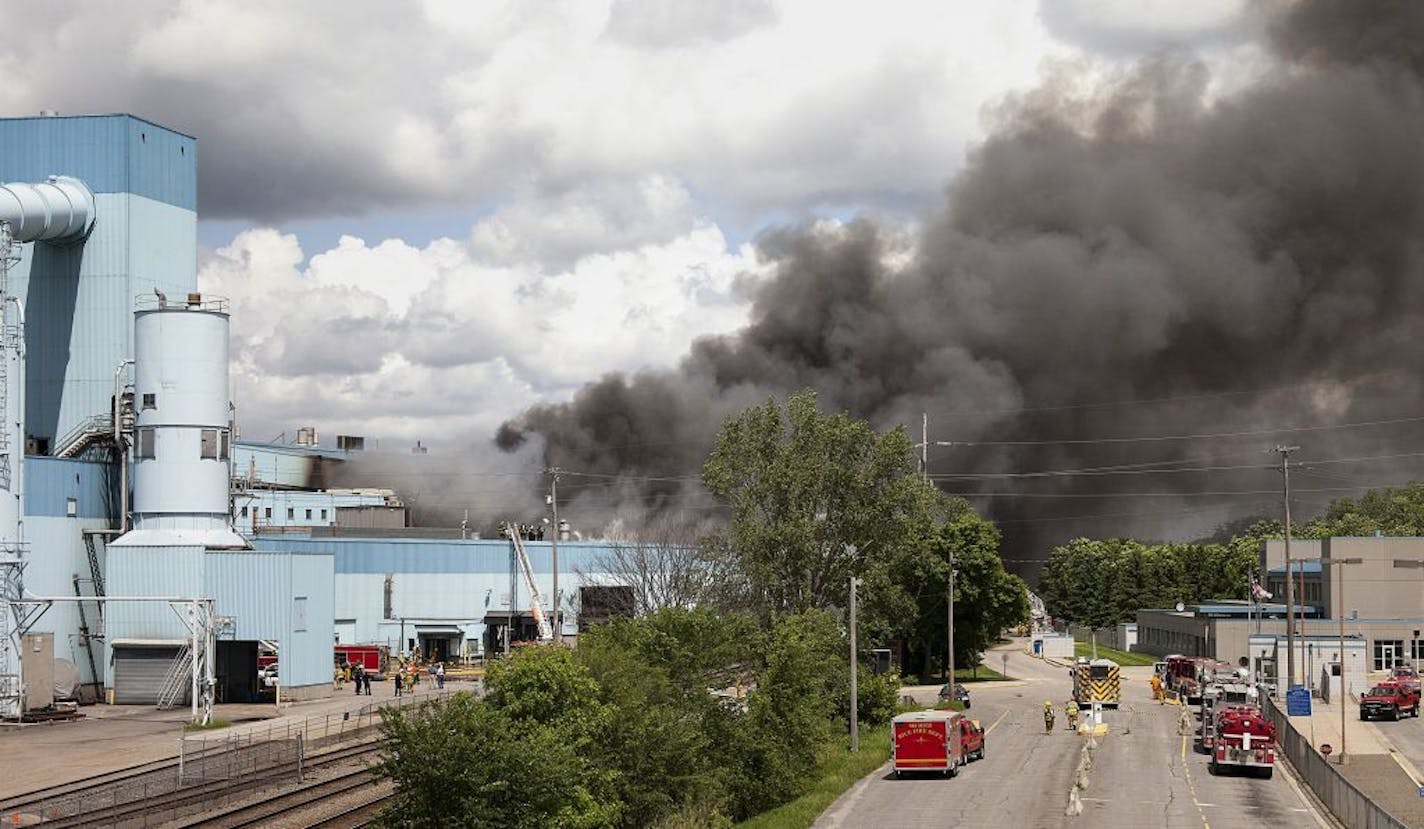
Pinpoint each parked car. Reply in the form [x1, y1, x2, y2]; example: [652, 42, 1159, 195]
[261, 663, 279, 689]
[938, 683, 971, 708]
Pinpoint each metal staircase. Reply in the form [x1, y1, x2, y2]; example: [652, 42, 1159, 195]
[53, 413, 115, 458]
[72, 574, 103, 702]
[157, 645, 193, 709]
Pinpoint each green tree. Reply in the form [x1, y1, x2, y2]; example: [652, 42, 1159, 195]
[377, 648, 622, 828]
[701, 390, 932, 617]
[925, 506, 1028, 671]
[376, 691, 621, 828]
[576, 609, 760, 826]
[1302, 482, 1424, 537]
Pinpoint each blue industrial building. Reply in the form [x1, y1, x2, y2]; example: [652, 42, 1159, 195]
[0, 113, 637, 720]
[0, 114, 334, 717]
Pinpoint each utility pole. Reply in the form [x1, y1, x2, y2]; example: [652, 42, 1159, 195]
[945, 561, 956, 692]
[921, 413, 929, 483]
[1277, 445, 1299, 690]
[548, 468, 561, 644]
[850, 576, 861, 752]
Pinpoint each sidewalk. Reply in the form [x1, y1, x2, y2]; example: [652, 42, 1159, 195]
[1279, 695, 1424, 827]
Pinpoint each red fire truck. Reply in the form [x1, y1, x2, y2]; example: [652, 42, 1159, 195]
[893, 710, 973, 778]
[1205, 704, 1276, 778]
[335, 644, 390, 676]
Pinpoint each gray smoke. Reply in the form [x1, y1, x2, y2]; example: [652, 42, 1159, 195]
[497, 0, 1424, 573]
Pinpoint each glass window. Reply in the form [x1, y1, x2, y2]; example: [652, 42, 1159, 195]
[239, 506, 248, 517]
[320, 509, 328, 520]
[264, 507, 272, 519]
[141, 393, 156, 410]
[305, 509, 312, 520]
[136, 428, 156, 459]
[1374, 640, 1405, 671]
[287, 508, 294, 520]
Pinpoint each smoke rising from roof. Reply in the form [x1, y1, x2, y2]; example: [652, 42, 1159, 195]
[496, 0, 1424, 572]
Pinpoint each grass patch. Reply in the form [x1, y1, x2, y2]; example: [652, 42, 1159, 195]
[737, 727, 892, 829]
[183, 719, 232, 731]
[1072, 642, 1157, 667]
[955, 664, 1008, 683]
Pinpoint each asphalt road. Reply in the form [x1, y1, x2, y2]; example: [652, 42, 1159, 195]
[815, 645, 1331, 829]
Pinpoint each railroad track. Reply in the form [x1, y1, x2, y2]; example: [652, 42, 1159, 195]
[0, 744, 228, 817]
[16, 741, 383, 828]
[301, 791, 392, 829]
[176, 767, 388, 828]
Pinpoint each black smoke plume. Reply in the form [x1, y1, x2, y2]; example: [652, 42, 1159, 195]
[497, 0, 1424, 577]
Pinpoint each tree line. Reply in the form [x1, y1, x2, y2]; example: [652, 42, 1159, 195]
[1037, 482, 1424, 629]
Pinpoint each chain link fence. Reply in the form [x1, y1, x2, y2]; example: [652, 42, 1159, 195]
[1262, 694, 1410, 829]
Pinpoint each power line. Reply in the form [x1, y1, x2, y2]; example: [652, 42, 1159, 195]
[937, 413, 1424, 447]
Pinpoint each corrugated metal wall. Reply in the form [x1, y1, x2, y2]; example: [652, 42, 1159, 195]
[0, 114, 197, 445]
[22, 516, 113, 681]
[105, 545, 205, 644]
[26, 456, 114, 518]
[0, 114, 196, 208]
[206, 551, 335, 690]
[231, 444, 328, 489]
[257, 535, 647, 653]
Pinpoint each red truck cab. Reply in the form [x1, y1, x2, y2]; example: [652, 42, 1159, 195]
[959, 717, 985, 762]
[1360, 681, 1421, 721]
[893, 710, 968, 777]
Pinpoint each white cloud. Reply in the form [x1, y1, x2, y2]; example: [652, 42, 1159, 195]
[200, 197, 769, 442]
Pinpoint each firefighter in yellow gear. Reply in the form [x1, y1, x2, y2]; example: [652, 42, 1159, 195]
[1065, 701, 1079, 731]
[1044, 700, 1055, 733]
[1150, 673, 1163, 703]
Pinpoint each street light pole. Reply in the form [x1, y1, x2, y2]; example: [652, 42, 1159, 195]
[1277, 445, 1299, 690]
[850, 576, 861, 752]
[1329, 557, 1363, 765]
[548, 468, 561, 644]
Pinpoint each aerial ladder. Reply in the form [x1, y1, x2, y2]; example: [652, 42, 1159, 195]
[506, 524, 553, 642]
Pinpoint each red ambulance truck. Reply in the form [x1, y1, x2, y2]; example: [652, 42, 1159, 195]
[892, 710, 970, 778]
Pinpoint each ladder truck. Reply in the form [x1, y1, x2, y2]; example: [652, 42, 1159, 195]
[506, 523, 553, 642]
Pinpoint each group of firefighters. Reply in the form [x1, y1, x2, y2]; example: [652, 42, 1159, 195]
[1043, 700, 1081, 732]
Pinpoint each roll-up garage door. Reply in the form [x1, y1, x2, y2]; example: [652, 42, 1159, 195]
[112, 644, 186, 705]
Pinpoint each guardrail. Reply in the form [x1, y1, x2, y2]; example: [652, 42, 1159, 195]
[1261, 694, 1410, 829]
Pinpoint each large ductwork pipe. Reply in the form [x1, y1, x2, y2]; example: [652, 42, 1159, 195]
[0, 176, 95, 242]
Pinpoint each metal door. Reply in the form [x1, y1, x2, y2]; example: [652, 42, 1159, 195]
[112, 645, 183, 704]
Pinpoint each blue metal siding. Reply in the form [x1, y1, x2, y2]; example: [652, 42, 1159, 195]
[105, 545, 206, 650]
[0, 113, 198, 445]
[24, 456, 114, 519]
[0, 114, 196, 210]
[234, 489, 387, 528]
[250, 536, 620, 575]
[15, 192, 196, 444]
[206, 551, 335, 689]
[20, 516, 112, 678]
[232, 444, 321, 489]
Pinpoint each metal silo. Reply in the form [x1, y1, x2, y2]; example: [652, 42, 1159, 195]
[129, 293, 240, 539]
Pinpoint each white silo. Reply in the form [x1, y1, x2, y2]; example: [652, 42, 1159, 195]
[124, 293, 245, 547]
